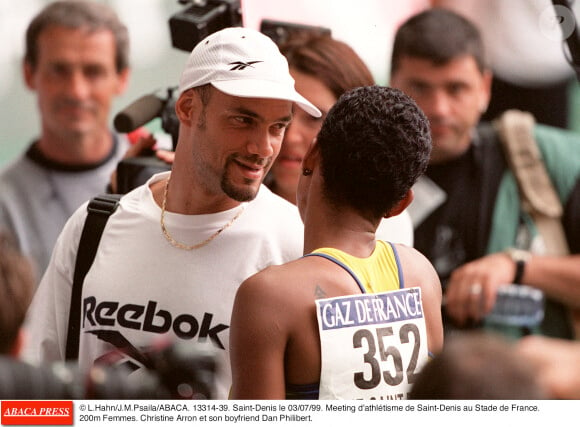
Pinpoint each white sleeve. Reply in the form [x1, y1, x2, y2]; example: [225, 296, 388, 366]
[377, 209, 414, 247]
[20, 203, 88, 365]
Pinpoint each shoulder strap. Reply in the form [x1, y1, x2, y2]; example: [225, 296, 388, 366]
[494, 109, 570, 256]
[303, 252, 366, 294]
[65, 193, 121, 360]
[494, 110, 579, 338]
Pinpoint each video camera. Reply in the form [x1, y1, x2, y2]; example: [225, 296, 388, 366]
[114, 0, 330, 193]
[113, 0, 243, 194]
[113, 0, 331, 194]
[0, 342, 216, 399]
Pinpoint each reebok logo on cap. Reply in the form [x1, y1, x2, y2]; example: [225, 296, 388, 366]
[229, 60, 263, 71]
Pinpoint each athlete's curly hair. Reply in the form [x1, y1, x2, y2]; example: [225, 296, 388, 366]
[316, 85, 431, 218]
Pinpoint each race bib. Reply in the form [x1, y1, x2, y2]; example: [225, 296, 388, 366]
[315, 287, 428, 400]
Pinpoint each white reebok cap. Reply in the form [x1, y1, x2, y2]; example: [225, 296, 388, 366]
[178, 27, 321, 117]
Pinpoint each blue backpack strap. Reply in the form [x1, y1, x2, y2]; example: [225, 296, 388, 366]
[303, 252, 366, 293]
[66, 193, 121, 360]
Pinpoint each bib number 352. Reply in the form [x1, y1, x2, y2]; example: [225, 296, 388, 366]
[353, 323, 420, 389]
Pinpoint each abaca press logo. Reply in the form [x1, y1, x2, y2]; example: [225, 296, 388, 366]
[1, 401, 73, 425]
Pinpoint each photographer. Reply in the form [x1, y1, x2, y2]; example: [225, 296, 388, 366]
[0, 0, 131, 284]
[390, 9, 580, 338]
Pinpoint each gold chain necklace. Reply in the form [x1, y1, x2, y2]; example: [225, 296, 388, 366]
[160, 176, 245, 250]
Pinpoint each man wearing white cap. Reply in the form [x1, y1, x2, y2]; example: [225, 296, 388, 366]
[21, 27, 321, 399]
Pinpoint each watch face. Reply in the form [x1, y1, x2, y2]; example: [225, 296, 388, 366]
[508, 248, 532, 263]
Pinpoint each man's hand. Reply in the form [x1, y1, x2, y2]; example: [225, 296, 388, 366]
[155, 148, 175, 164]
[109, 134, 175, 193]
[444, 252, 516, 326]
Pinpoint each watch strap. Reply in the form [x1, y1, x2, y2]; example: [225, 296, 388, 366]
[506, 248, 531, 284]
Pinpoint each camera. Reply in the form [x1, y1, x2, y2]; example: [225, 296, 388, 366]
[114, 0, 242, 194]
[113, 1, 330, 194]
[259, 19, 330, 46]
[113, 87, 180, 194]
[169, 0, 242, 53]
[0, 342, 216, 399]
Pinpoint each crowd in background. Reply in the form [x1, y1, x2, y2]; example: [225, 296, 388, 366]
[1, 0, 580, 400]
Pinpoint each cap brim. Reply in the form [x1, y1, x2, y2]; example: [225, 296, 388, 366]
[212, 80, 322, 118]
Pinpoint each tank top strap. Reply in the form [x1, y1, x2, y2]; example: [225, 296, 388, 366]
[302, 252, 366, 294]
[387, 241, 405, 289]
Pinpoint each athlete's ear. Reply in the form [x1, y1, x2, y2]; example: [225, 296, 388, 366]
[301, 138, 320, 174]
[384, 189, 414, 218]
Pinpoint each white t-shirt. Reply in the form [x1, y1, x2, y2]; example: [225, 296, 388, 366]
[376, 210, 414, 247]
[22, 172, 304, 399]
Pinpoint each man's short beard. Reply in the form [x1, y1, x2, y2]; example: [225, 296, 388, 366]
[220, 154, 272, 201]
[221, 176, 259, 202]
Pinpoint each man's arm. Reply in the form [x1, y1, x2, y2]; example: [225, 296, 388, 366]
[523, 254, 580, 306]
[446, 144, 580, 326]
[21, 257, 71, 363]
[229, 269, 288, 399]
[20, 205, 86, 364]
[445, 253, 580, 326]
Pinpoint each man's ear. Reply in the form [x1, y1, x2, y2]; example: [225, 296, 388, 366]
[175, 90, 196, 125]
[479, 69, 493, 113]
[384, 189, 414, 218]
[23, 61, 36, 90]
[115, 67, 131, 95]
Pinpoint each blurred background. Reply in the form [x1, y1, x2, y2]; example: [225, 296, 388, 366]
[1, 0, 578, 168]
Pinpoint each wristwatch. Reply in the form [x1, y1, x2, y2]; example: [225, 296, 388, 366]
[506, 248, 532, 284]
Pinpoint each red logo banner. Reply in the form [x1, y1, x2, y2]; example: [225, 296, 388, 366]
[1, 401, 73, 425]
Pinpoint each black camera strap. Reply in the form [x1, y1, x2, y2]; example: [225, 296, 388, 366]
[66, 193, 121, 360]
